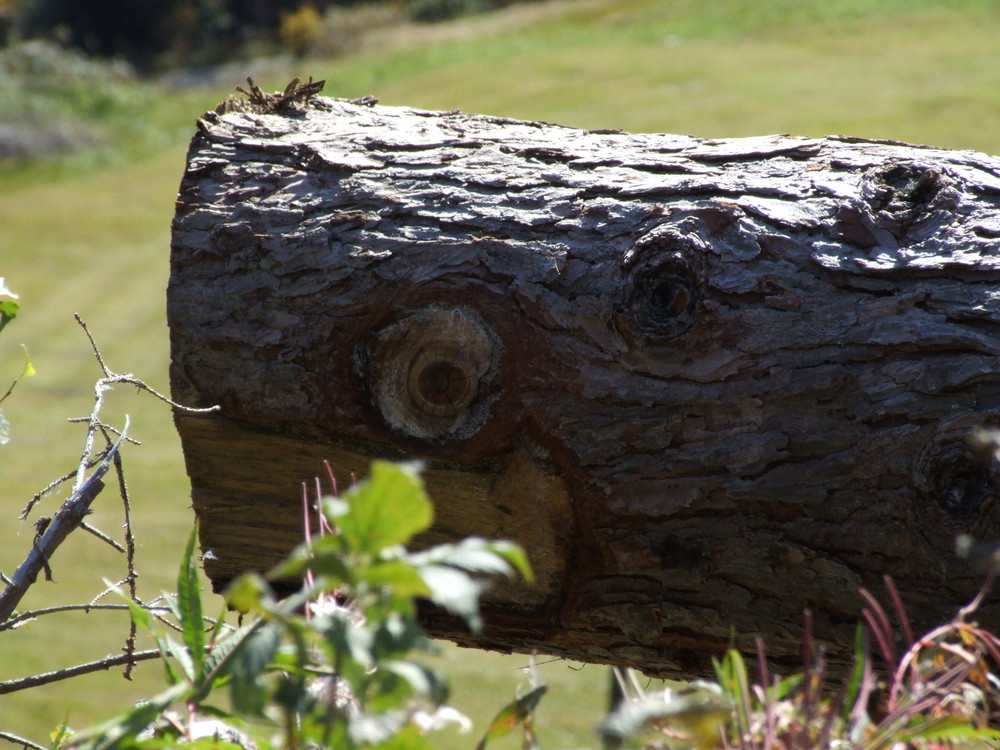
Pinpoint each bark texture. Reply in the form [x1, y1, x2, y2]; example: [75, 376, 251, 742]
[170, 96, 1000, 675]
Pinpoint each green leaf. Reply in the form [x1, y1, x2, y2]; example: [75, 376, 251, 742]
[208, 603, 231, 646]
[842, 624, 868, 724]
[337, 461, 433, 555]
[177, 525, 206, 679]
[322, 495, 350, 520]
[909, 718, 1000, 743]
[161, 632, 197, 683]
[382, 659, 448, 704]
[408, 538, 533, 583]
[482, 541, 533, 583]
[599, 689, 731, 745]
[70, 682, 188, 750]
[227, 622, 281, 716]
[0, 278, 19, 335]
[322, 613, 375, 671]
[49, 719, 72, 749]
[0, 302, 18, 334]
[20, 345, 35, 377]
[268, 536, 350, 582]
[475, 685, 548, 750]
[419, 564, 484, 632]
[126, 599, 154, 632]
[195, 620, 262, 701]
[225, 572, 274, 614]
[355, 559, 431, 598]
[273, 671, 316, 717]
[372, 611, 430, 656]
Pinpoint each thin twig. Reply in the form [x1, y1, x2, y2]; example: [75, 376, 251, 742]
[108, 425, 141, 679]
[0, 649, 162, 695]
[74, 314, 220, 414]
[72, 314, 218, 493]
[0, 378, 19, 407]
[67, 416, 142, 445]
[0, 730, 47, 750]
[89, 577, 130, 606]
[0, 603, 171, 632]
[20, 460, 100, 520]
[80, 521, 126, 552]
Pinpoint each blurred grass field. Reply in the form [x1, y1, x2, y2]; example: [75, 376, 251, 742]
[2, 0, 1000, 746]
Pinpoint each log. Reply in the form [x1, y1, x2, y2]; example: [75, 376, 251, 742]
[169, 92, 1000, 676]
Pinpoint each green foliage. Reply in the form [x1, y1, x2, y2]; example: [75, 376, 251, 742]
[69, 461, 532, 749]
[279, 3, 324, 59]
[0, 40, 153, 163]
[16, 0, 235, 72]
[406, 0, 497, 24]
[0, 277, 19, 334]
[0, 277, 33, 446]
[601, 584, 1000, 750]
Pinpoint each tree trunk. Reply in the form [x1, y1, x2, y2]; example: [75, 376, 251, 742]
[169, 94, 1000, 676]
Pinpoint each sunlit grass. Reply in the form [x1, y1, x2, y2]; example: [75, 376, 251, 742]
[2, 0, 1000, 745]
[315, 3, 1000, 152]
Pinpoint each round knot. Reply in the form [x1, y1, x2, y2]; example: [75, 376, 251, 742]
[366, 307, 500, 440]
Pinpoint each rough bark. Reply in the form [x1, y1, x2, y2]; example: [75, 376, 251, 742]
[169, 96, 1000, 676]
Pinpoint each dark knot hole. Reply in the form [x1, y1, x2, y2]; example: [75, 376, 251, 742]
[415, 360, 470, 409]
[934, 453, 996, 518]
[646, 279, 692, 321]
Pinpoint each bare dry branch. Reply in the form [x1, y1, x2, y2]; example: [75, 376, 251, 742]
[0, 425, 128, 623]
[0, 603, 171, 632]
[0, 648, 162, 695]
[0, 729, 47, 750]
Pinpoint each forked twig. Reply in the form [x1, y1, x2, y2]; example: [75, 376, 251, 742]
[0, 426, 127, 622]
[0, 317, 218, 641]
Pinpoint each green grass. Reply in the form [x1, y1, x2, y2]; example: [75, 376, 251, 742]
[1, 0, 1000, 746]
[315, 0, 1000, 152]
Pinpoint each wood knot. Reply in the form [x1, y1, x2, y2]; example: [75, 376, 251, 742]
[366, 307, 500, 440]
[615, 227, 702, 346]
[861, 162, 957, 241]
[914, 415, 1000, 533]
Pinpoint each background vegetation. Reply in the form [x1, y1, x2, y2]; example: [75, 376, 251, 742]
[2, 0, 1000, 747]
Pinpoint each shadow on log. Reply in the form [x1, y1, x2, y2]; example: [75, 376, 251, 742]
[169, 92, 1000, 676]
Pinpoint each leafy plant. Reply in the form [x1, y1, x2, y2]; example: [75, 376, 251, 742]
[475, 683, 548, 750]
[69, 460, 532, 749]
[601, 577, 1000, 750]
